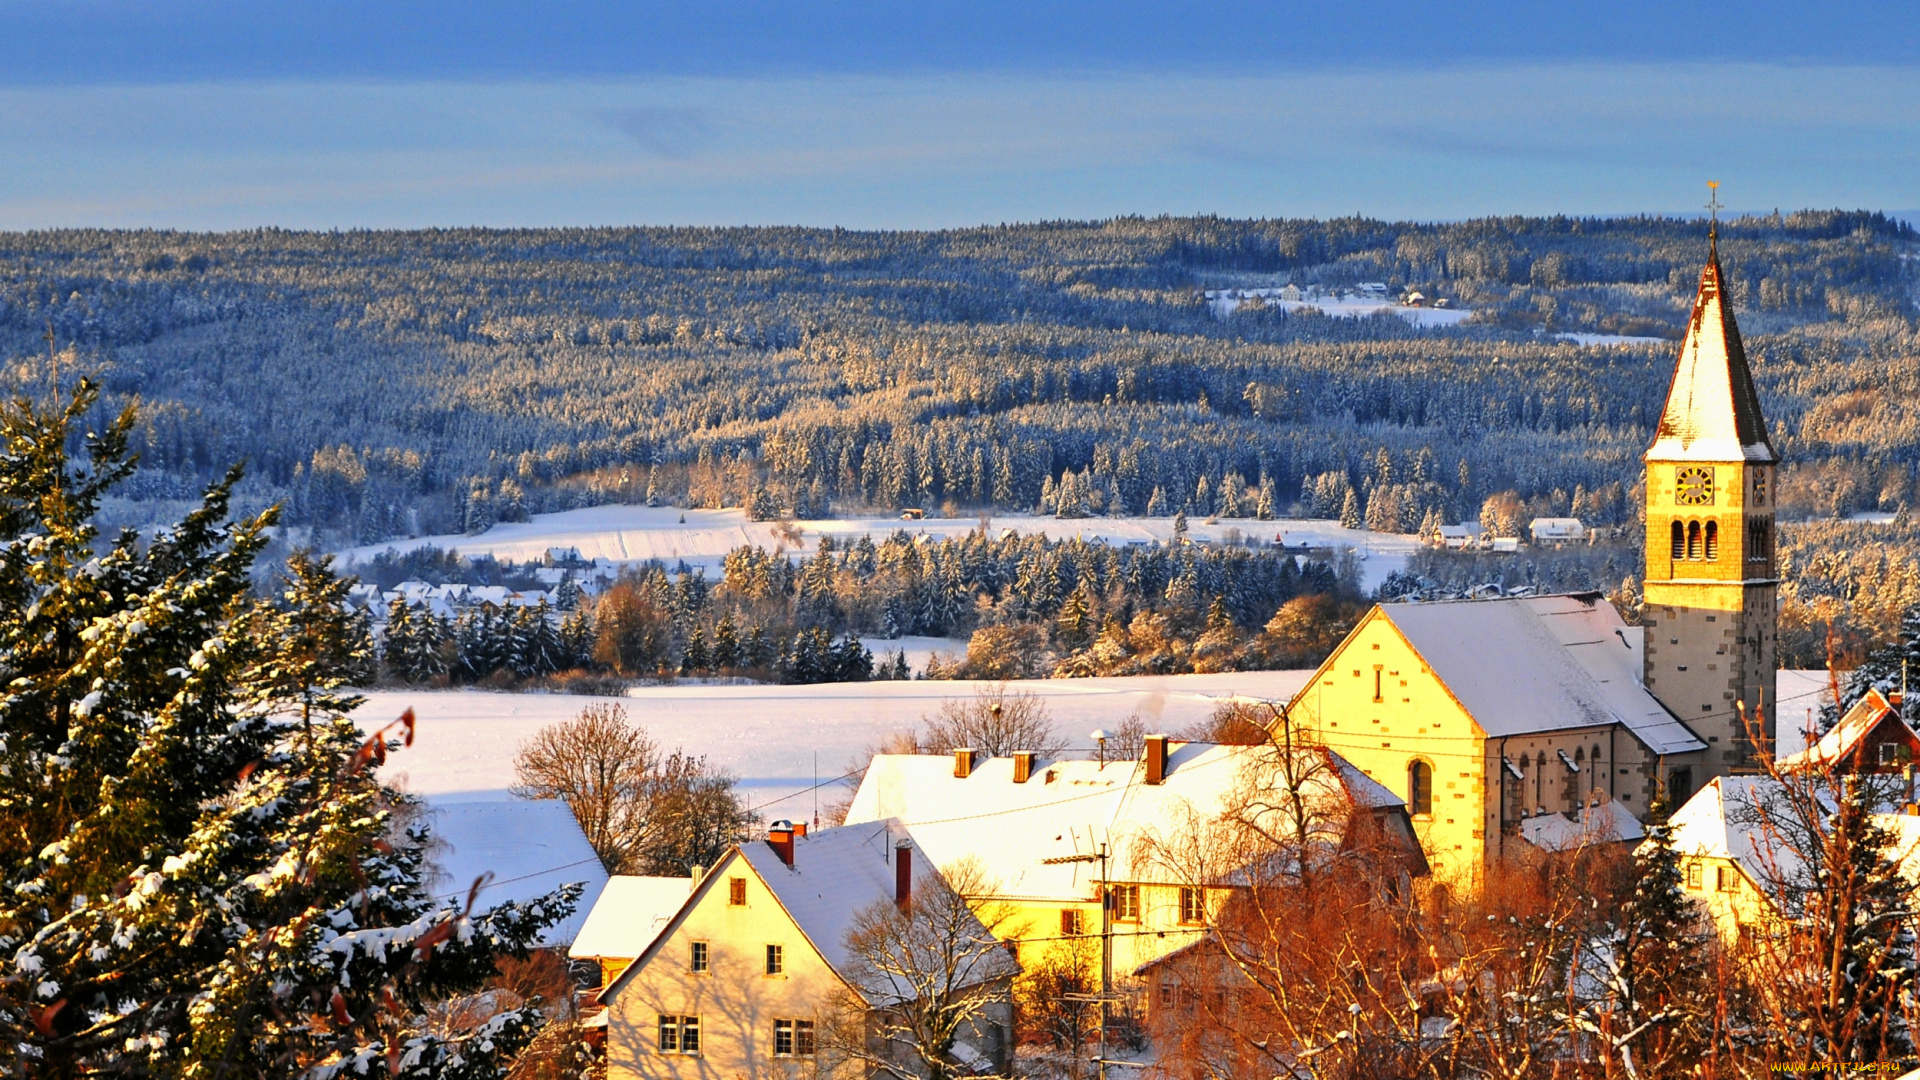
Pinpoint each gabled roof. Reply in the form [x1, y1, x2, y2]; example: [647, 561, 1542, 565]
[1371, 594, 1707, 754]
[1645, 243, 1776, 464]
[845, 742, 1404, 902]
[568, 874, 693, 961]
[601, 821, 1011, 1008]
[425, 797, 609, 946]
[1778, 689, 1920, 772]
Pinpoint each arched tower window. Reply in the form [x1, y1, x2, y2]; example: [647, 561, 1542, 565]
[1704, 521, 1719, 561]
[1590, 745, 1603, 792]
[1407, 760, 1433, 817]
[1686, 521, 1702, 560]
[1670, 520, 1685, 560]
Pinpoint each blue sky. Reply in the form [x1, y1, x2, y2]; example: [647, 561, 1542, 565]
[3, 2, 1914, 229]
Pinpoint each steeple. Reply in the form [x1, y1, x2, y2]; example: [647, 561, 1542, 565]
[1645, 194, 1775, 465]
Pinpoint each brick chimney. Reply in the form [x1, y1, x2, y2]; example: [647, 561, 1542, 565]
[894, 839, 913, 907]
[1144, 735, 1169, 785]
[1012, 750, 1035, 784]
[793, 821, 808, 838]
[952, 748, 980, 778]
[768, 821, 795, 867]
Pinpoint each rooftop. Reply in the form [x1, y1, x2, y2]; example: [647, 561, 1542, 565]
[1645, 245, 1776, 464]
[1373, 593, 1707, 754]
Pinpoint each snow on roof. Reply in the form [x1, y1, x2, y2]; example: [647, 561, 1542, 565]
[1645, 248, 1776, 464]
[845, 742, 1399, 902]
[425, 797, 609, 946]
[1778, 689, 1916, 772]
[1518, 798, 1645, 852]
[1376, 594, 1707, 755]
[732, 822, 1011, 1006]
[568, 874, 694, 961]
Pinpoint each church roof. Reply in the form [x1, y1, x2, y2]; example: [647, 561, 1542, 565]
[1645, 241, 1776, 464]
[1377, 594, 1708, 755]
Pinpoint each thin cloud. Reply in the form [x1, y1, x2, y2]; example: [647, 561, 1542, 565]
[602, 106, 717, 158]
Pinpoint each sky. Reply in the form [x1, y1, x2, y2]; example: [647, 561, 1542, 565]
[3, 1, 1915, 230]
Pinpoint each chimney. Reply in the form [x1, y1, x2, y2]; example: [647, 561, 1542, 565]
[793, 821, 807, 839]
[894, 839, 913, 907]
[767, 820, 795, 868]
[1012, 750, 1035, 784]
[689, 864, 704, 891]
[953, 748, 980, 778]
[1144, 735, 1169, 785]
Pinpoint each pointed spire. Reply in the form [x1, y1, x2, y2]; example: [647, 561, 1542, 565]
[1645, 230, 1776, 464]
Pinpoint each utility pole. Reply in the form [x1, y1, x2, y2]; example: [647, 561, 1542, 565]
[1046, 842, 1120, 1080]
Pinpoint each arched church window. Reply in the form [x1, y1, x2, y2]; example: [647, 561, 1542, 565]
[1591, 745, 1603, 792]
[1704, 521, 1719, 561]
[1670, 520, 1685, 560]
[1407, 760, 1433, 817]
[1533, 752, 1545, 806]
[1686, 521, 1701, 560]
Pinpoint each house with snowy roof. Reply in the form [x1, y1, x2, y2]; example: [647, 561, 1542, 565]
[1777, 688, 1920, 775]
[598, 820, 1015, 1080]
[570, 874, 701, 991]
[424, 797, 609, 947]
[842, 736, 1424, 982]
[1660, 774, 1920, 946]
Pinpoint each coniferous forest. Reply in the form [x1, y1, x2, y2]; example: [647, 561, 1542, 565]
[3, 211, 1917, 663]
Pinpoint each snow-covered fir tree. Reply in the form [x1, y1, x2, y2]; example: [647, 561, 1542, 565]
[0, 382, 574, 1077]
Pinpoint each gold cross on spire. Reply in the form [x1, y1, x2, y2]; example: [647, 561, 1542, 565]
[1706, 181, 1722, 244]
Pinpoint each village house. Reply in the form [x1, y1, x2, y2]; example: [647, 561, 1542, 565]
[1528, 516, 1585, 544]
[598, 820, 1015, 1080]
[570, 874, 701, 1003]
[1777, 688, 1920, 774]
[1285, 236, 1780, 883]
[842, 736, 1425, 984]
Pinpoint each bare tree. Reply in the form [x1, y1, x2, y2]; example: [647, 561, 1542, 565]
[823, 857, 1023, 1080]
[512, 701, 656, 873]
[512, 702, 757, 875]
[921, 683, 1066, 757]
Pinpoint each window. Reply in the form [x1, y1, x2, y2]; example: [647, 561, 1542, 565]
[1590, 745, 1602, 793]
[765, 944, 784, 975]
[728, 877, 747, 906]
[1061, 908, 1084, 936]
[1704, 520, 1719, 561]
[1158, 982, 1174, 1007]
[1670, 520, 1684, 560]
[690, 941, 709, 973]
[1686, 863, 1703, 890]
[1110, 884, 1140, 922]
[1373, 666, 1383, 702]
[1407, 760, 1433, 817]
[658, 1015, 701, 1055]
[1179, 886, 1205, 925]
[1716, 866, 1738, 893]
[1686, 521, 1701, 560]
[772, 1020, 817, 1056]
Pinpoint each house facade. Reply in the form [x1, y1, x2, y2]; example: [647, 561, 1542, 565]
[599, 821, 1013, 1080]
[843, 736, 1423, 982]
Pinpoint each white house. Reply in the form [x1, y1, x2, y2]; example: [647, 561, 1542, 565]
[1530, 517, 1586, 543]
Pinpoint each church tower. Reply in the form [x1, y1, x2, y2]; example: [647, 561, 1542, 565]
[1642, 219, 1777, 787]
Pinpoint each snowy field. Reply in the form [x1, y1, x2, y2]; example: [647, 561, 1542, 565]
[1206, 288, 1472, 327]
[338, 505, 1424, 592]
[366, 671, 1316, 810]
[1551, 332, 1673, 347]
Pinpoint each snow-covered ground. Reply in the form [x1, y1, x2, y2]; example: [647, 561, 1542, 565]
[367, 670, 1315, 809]
[339, 505, 1424, 592]
[1774, 669, 1839, 759]
[1206, 287, 1471, 327]
[1552, 332, 1672, 347]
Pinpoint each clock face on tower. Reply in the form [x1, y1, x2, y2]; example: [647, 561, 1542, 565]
[1675, 466, 1715, 506]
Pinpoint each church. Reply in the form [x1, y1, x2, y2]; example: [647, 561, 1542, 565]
[1288, 231, 1779, 883]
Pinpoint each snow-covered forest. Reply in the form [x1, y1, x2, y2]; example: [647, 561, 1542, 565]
[4, 211, 1917, 661]
[1, 212, 1912, 543]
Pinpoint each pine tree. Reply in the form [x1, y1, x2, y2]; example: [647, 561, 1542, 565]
[1255, 473, 1277, 520]
[711, 613, 741, 669]
[682, 626, 710, 675]
[558, 607, 596, 670]
[1579, 794, 1712, 1074]
[1217, 472, 1241, 518]
[1173, 509, 1189, 542]
[0, 382, 571, 1077]
[553, 575, 584, 612]
[1145, 486, 1167, 517]
[1339, 487, 1362, 529]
